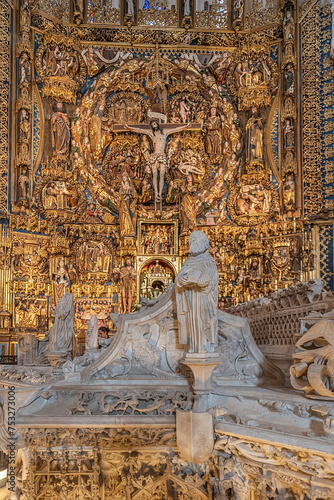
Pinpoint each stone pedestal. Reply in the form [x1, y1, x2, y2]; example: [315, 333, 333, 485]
[182, 353, 221, 394]
[17, 333, 38, 366]
[176, 409, 214, 464]
[47, 352, 68, 375]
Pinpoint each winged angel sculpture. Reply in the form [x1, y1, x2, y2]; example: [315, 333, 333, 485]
[290, 320, 334, 398]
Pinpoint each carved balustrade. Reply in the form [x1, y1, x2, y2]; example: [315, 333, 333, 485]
[227, 279, 334, 375]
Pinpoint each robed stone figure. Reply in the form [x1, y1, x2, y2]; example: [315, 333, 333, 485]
[175, 231, 219, 353]
[85, 315, 99, 352]
[47, 293, 77, 355]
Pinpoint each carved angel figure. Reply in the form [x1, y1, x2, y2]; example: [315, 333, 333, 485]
[290, 320, 334, 398]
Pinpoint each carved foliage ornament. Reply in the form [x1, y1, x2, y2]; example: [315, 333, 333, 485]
[291, 320, 334, 399]
[215, 433, 334, 484]
[68, 390, 193, 416]
[18, 445, 210, 499]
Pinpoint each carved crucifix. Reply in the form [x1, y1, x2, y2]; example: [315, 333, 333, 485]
[112, 119, 200, 210]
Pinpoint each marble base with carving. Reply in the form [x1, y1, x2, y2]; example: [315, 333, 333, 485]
[182, 352, 222, 393]
[46, 351, 69, 375]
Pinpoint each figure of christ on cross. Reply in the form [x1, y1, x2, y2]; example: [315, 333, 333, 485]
[122, 119, 198, 203]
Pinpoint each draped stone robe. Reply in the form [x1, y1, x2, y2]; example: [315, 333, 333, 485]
[175, 250, 219, 353]
[48, 293, 75, 354]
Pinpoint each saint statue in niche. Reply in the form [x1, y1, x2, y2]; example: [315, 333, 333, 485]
[17, 168, 29, 200]
[283, 174, 296, 214]
[283, 119, 295, 149]
[203, 107, 221, 157]
[246, 107, 263, 163]
[283, 9, 295, 41]
[118, 172, 138, 237]
[51, 102, 70, 157]
[283, 64, 295, 95]
[180, 174, 197, 236]
[120, 258, 136, 313]
[54, 259, 70, 306]
[175, 230, 219, 353]
[20, 0, 30, 29]
[19, 51, 30, 85]
[19, 109, 30, 142]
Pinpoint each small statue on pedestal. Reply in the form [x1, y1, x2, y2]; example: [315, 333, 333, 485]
[46, 293, 78, 374]
[85, 315, 99, 352]
[175, 230, 219, 353]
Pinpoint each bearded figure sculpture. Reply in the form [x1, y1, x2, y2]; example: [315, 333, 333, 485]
[175, 231, 219, 353]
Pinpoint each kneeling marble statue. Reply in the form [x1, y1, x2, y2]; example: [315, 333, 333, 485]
[175, 230, 219, 353]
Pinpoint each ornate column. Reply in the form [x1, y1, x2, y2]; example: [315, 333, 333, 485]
[331, 1, 334, 59]
[0, 226, 12, 331]
[15, 0, 33, 211]
[0, 0, 11, 215]
[281, 0, 298, 217]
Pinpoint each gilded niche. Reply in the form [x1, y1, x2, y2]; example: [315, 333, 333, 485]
[35, 33, 86, 104]
[226, 44, 278, 111]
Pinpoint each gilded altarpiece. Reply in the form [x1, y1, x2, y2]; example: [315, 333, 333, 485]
[0, 0, 332, 356]
[0, 1, 333, 498]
